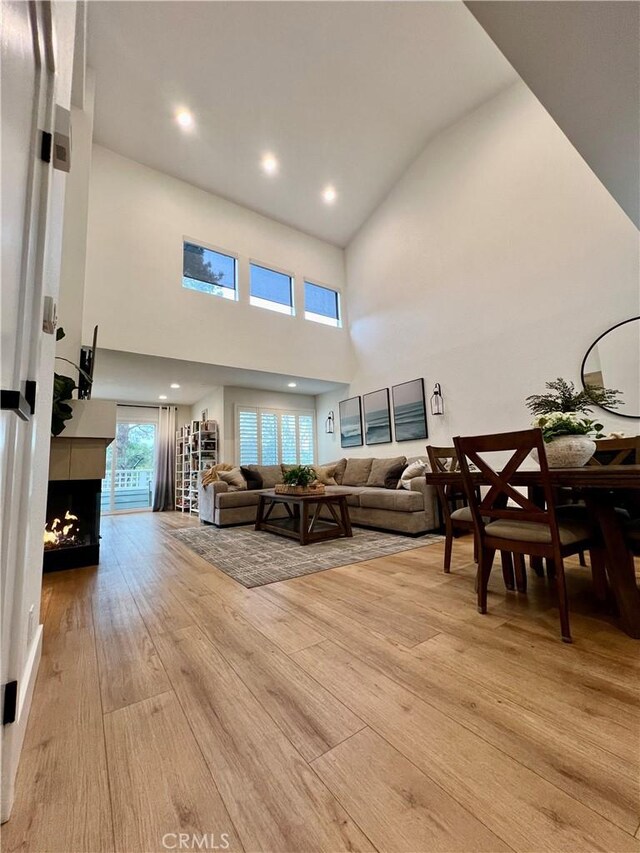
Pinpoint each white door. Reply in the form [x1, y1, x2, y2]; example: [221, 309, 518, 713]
[1, 0, 58, 820]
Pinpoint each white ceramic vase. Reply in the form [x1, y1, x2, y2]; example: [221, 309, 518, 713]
[532, 435, 596, 468]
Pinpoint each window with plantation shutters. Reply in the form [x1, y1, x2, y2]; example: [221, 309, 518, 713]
[238, 410, 259, 465]
[236, 407, 316, 466]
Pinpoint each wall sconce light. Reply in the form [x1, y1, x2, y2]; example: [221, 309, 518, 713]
[325, 411, 335, 434]
[430, 383, 444, 415]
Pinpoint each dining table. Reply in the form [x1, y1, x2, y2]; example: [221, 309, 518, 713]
[424, 464, 640, 638]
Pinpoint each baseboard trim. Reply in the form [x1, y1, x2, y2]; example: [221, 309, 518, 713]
[1, 624, 43, 823]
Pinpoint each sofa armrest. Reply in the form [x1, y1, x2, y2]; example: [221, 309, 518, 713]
[198, 475, 228, 522]
[408, 476, 440, 529]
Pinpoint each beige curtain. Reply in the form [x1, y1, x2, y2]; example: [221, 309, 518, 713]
[152, 406, 176, 511]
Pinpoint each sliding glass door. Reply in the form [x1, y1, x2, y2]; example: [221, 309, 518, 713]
[102, 419, 157, 514]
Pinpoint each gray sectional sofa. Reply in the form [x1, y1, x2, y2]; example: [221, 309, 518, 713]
[198, 456, 439, 535]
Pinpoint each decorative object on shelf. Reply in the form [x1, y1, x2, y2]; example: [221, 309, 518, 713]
[392, 378, 428, 442]
[525, 377, 621, 467]
[430, 382, 444, 416]
[276, 465, 325, 495]
[581, 316, 638, 418]
[325, 410, 335, 434]
[363, 388, 392, 445]
[201, 408, 208, 422]
[339, 396, 363, 448]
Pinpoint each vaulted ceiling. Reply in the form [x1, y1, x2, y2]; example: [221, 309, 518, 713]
[87, 1, 516, 246]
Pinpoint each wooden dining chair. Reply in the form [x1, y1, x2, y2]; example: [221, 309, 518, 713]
[426, 446, 471, 572]
[426, 445, 524, 591]
[454, 428, 600, 643]
[588, 436, 640, 466]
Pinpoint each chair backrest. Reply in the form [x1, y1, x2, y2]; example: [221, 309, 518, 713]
[588, 436, 640, 466]
[453, 428, 563, 549]
[426, 445, 463, 525]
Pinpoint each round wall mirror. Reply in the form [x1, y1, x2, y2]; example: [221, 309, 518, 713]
[581, 316, 640, 419]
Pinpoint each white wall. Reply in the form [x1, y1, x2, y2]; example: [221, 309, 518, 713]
[190, 387, 224, 446]
[56, 71, 95, 368]
[223, 386, 316, 464]
[317, 81, 640, 463]
[83, 146, 352, 383]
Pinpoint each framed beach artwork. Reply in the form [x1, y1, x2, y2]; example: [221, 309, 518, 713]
[392, 379, 428, 442]
[339, 396, 363, 448]
[363, 388, 392, 445]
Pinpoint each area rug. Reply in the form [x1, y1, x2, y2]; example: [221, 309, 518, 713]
[169, 525, 444, 588]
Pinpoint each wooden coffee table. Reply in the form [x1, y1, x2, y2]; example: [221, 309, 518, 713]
[255, 490, 353, 545]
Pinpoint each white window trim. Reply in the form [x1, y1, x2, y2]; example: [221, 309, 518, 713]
[303, 278, 342, 327]
[182, 236, 239, 300]
[235, 404, 316, 466]
[248, 258, 296, 316]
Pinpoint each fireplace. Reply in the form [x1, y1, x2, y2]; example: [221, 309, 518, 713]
[43, 479, 101, 572]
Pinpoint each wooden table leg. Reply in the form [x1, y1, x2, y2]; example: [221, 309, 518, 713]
[528, 485, 545, 577]
[338, 498, 352, 537]
[255, 495, 265, 530]
[585, 492, 640, 639]
[300, 500, 310, 545]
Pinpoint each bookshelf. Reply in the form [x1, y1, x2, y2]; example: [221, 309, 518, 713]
[175, 419, 219, 514]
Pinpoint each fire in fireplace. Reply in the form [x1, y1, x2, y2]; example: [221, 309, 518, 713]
[42, 479, 101, 572]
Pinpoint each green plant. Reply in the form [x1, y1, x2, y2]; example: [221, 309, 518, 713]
[51, 328, 93, 437]
[532, 411, 604, 443]
[282, 465, 316, 487]
[525, 377, 622, 417]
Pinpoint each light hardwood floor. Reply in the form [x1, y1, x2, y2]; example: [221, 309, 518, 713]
[3, 512, 639, 853]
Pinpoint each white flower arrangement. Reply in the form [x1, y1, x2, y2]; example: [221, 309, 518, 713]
[532, 411, 604, 443]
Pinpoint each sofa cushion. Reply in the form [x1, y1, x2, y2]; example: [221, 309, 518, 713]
[313, 463, 339, 485]
[218, 468, 247, 491]
[324, 485, 366, 507]
[240, 466, 263, 490]
[366, 456, 406, 488]
[342, 458, 374, 486]
[248, 464, 283, 488]
[360, 488, 424, 513]
[216, 490, 261, 509]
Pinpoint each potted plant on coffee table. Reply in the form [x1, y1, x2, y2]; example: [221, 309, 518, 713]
[275, 465, 325, 496]
[525, 378, 621, 467]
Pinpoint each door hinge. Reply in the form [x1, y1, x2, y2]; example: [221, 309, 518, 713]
[40, 131, 52, 163]
[2, 680, 18, 725]
[1, 381, 36, 421]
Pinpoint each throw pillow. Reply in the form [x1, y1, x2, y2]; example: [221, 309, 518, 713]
[342, 457, 374, 486]
[313, 463, 338, 485]
[240, 466, 263, 490]
[366, 456, 407, 489]
[398, 459, 429, 490]
[334, 458, 347, 484]
[250, 464, 283, 489]
[218, 468, 247, 491]
[385, 461, 407, 490]
[201, 463, 233, 487]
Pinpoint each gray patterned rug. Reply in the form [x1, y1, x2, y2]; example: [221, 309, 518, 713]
[169, 525, 444, 588]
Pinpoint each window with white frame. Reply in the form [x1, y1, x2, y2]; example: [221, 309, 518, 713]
[249, 263, 294, 315]
[183, 241, 237, 299]
[237, 407, 315, 466]
[304, 281, 341, 327]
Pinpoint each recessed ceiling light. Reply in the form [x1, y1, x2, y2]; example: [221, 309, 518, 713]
[261, 153, 279, 175]
[322, 185, 337, 204]
[170, 383, 181, 389]
[159, 395, 168, 400]
[287, 382, 297, 388]
[175, 109, 194, 130]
